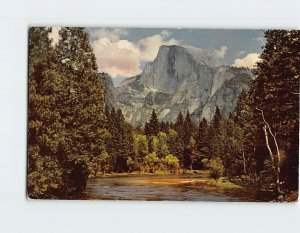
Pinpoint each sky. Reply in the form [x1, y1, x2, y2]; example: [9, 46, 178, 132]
[49, 27, 265, 80]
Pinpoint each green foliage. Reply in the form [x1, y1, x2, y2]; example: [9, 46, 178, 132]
[208, 158, 225, 180]
[144, 109, 160, 137]
[133, 134, 148, 162]
[167, 127, 184, 162]
[28, 28, 299, 199]
[211, 106, 222, 134]
[196, 118, 210, 168]
[157, 132, 169, 158]
[143, 152, 160, 173]
[148, 136, 158, 153]
[251, 30, 299, 190]
[27, 156, 64, 199]
[28, 27, 106, 198]
[162, 155, 180, 174]
[98, 150, 110, 175]
[229, 30, 299, 192]
[127, 157, 138, 172]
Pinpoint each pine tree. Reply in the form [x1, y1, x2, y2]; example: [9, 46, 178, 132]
[183, 111, 195, 143]
[183, 136, 197, 170]
[196, 118, 210, 168]
[144, 121, 151, 136]
[174, 111, 184, 132]
[105, 108, 134, 172]
[145, 109, 160, 137]
[251, 30, 300, 191]
[212, 105, 222, 133]
[28, 27, 107, 198]
[28, 27, 65, 198]
[54, 27, 106, 180]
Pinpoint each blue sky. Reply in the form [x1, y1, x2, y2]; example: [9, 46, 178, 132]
[122, 28, 265, 65]
[50, 28, 265, 79]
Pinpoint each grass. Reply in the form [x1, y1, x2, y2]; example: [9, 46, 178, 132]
[214, 177, 242, 189]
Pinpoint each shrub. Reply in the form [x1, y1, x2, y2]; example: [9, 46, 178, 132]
[208, 158, 225, 180]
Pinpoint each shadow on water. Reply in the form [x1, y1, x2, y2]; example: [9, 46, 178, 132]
[84, 174, 275, 201]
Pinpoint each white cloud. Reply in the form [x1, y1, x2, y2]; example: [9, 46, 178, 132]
[214, 46, 227, 59]
[92, 37, 141, 78]
[232, 53, 261, 68]
[239, 50, 246, 55]
[137, 31, 180, 61]
[91, 29, 180, 77]
[48, 27, 61, 46]
[89, 28, 128, 42]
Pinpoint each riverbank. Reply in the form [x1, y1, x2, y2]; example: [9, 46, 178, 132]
[86, 172, 276, 201]
[90, 170, 300, 202]
[94, 170, 242, 190]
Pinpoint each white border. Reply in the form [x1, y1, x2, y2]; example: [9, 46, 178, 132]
[0, 0, 299, 232]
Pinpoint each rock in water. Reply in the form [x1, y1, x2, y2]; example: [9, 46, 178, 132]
[114, 45, 253, 126]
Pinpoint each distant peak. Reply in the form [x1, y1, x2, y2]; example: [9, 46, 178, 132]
[156, 45, 221, 67]
[158, 44, 186, 52]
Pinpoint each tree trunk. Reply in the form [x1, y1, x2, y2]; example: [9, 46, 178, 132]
[257, 108, 281, 193]
[241, 144, 247, 175]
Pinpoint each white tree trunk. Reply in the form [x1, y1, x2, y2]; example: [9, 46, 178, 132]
[257, 108, 281, 193]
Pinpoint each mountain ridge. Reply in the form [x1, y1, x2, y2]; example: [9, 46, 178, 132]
[108, 45, 253, 126]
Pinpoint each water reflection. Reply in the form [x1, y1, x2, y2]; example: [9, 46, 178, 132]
[85, 174, 274, 201]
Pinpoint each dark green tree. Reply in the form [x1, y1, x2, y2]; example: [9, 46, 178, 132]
[212, 105, 222, 133]
[55, 27, 106, 183]
[196, 117, 210, 168]
[105, 108, 134, 172]
[28, 27, 107, 198]
[28, 27, 66, 198]
[174, 111, 184, 133]
[145, 109, 160, 137]
[251, 30, 300, 191]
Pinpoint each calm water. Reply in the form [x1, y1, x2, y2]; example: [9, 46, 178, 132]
[86, 174, 274, 201]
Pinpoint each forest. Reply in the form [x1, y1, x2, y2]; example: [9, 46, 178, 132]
[27, 28, 299, 200]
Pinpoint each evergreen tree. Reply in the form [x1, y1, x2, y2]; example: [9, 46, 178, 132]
[251, 30, 300, 191]
[212, 105, 222, 133]
[181, 111, 196, 170]
[28, 27, 65, 198]
[183, 136, 197, 170]
[145, 109, 160, 137]
[28, 28, 105, 198]
[54, 27, 106, 181]
[183, 111, 195, 144]
[144, 121, 151, 136]
[28, 27, 106, 198]
[196, 118, 210, 168]
[105, 108, 134, 172]
[174, 111, 184, 132]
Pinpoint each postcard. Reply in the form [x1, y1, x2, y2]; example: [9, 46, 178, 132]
[27, 27, 299, 201]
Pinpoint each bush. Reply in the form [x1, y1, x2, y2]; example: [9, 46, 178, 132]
[163, 154, 180, 174]
[208, 158, 225, 180]
[143, 153, 160, 173]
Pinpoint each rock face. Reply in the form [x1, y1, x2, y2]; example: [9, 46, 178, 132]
[99, 72, 116, 110]
[114, 45, 253, 126]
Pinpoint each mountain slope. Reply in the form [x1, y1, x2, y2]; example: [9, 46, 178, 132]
[115, 45, 253, 126]
[99, 72, 116, 110]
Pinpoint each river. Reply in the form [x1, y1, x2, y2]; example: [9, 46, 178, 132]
[85, 173, 274, 201]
